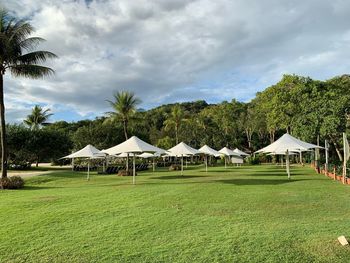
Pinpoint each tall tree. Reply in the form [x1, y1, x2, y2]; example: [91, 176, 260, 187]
[24, 105, 53, 130]
[106, 91, 141, 140]
[163, 104, 187, 144]
[0, 9, 57, 178]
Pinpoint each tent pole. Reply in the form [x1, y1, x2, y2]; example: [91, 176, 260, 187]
[286, 150, 290, 179]
[181, 155, 184, 176]
[299, 151, 302, 165]
[87, 160, 90, 181]
[281, 156, 283, 167]
[72, 158, 74, 171]
[325, 140, 329, 173]
[225, 156, 227, 169]
[153, 157, 155, 172]
[343, 133, 347, 184]
[126, 153, 129, 172]
[133, 153, 136, 185]
[205, 155, 208, 173]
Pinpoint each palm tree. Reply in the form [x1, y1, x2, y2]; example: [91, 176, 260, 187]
[106, 91, 141, 140]
[0, 9, 57, 178]
[164, 104, 187, 144]
[24, 105, 53, 130]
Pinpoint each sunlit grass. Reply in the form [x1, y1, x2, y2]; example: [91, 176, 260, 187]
[0, 164, 350, 262]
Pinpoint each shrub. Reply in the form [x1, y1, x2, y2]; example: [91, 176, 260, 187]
[0, 176, 25, 189]
[118, 170, 135, 176]
[247, 156, 261, 165]
[169, 164, 181, 171]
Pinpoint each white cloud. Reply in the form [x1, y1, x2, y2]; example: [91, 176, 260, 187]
[2, 0, 350, 122]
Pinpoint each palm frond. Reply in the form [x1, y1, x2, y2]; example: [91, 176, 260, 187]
[19, 37, 45, 51]
[17, 51, 57, 64]
[10, 64, 55, 79]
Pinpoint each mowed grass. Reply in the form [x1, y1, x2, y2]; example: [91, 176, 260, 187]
[1, 165, 350, 262]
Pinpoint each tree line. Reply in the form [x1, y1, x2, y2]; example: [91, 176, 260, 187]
[7, 73, 350, 167]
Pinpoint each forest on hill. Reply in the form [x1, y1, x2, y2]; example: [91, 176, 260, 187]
[7, 74, 350, 166]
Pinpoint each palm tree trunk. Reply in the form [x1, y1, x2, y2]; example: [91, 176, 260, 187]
[0, 74, 8, 178]
[175, 125, 179, 144]
[123, 120, 128, 140]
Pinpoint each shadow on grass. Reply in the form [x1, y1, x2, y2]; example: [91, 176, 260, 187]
[150, 175, 207, 180]
[38, 172, 87, 179]
[215, 178, 305, 185]
[22, 185, 61, 190]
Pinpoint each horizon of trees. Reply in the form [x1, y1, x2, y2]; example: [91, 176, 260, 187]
[6, 73, 350, 167]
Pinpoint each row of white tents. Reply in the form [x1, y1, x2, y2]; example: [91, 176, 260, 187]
[63, 133, 322, 183]
[63, 136, 248, 184]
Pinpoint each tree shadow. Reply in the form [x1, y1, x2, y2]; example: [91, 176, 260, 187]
[21, 185, 62, 190]
[215, 178, 306, 185]
[150, 175, 207, 180]
[38, 172, 86, 179]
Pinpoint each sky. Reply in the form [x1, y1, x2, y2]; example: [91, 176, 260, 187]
[3, 0, 350, 123]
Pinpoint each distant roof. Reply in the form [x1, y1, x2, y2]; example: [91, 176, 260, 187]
[63, 144, 105, 159]
[103, 136, 166, 155]
[168, 142, 200, 156]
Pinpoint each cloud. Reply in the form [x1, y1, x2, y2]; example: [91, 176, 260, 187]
[3, 0, 350, 122]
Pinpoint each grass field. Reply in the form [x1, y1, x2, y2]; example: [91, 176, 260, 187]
[1, 164, 350, 262]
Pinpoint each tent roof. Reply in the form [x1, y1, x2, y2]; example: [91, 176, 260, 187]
[233, 148, 250, 156]
[137, 152, 156, 158]
[267, 151, 298, 156]
[219, 147, 240, 156]
[103, 136, 166, 155]
[198, 145, 221, 156]
[255, 133, 323, 154]
[168, 142, 200, 156]
[63, 144, 105, 159]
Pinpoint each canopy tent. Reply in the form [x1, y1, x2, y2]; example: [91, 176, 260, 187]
[255, 133, 323, 178]
[199, 145, 221, 172]
[137, 152, 156, 158]
[137, 152, 161, 172]
[219, 147, 240, 168]
[267, 151, 299, 155]
[103, 136, 166, 184]
[255, 133, 322, 154]
[115, 152, 129, 158]
[62, 144, 106, 180]
[233, 148, 250, 157]
[168, 142, 200, 175]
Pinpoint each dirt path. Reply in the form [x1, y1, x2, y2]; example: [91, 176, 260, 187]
[8, 163, 71, 178]
[8, 170, 55, 178]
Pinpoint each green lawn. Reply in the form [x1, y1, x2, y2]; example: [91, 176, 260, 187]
[1, 165, 350, 262]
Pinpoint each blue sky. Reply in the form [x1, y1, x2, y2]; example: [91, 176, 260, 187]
[3, 0, 350, 123]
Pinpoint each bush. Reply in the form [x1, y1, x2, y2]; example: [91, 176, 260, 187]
[169, 164, 181, 171]
[8, 161, 31, 170]
[247, 156, 261, 165]
[118, 170, 135, 176]
[0, 176, 25, 189]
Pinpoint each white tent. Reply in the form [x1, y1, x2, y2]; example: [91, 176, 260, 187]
[168, 142, 200, 175]
[104, 136, 166, 184]
[62, 144, 106, 180]
[219, 147, 240, 168]
[255, 133, 322, 154]
[255, 133, 323, 179]
[137, 152, 161, 172]
[233, 148, 250, 157]
[199, 145, 221, 172]
[267, 151, 298, 155]
[137, 152, 156, 158]
[115, 152, 129, 158]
